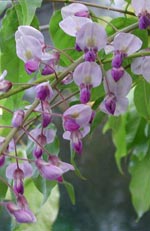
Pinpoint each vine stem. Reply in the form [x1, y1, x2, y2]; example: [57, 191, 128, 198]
[47, 0, 135, 16]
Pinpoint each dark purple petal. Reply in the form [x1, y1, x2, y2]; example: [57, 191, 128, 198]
[25, 59, 39, 74]
[111, 67, 124, 81]
[139, 14, 150, 29]
[104, 95, 116, 115]
[80, 86, 91, 104]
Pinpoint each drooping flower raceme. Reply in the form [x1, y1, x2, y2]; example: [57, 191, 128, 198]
[131, 0, 150, 29]
[73, 61, 102, 103]
[100, 70, 132, 116]
[75, 22, 107, 61]
[36, 155, 74, 182]
[111, 32, 142, 81]
[59, 3, 92, 37]
[63, 104, 92, 154]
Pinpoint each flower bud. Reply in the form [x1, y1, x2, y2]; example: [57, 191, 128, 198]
[0, 80, 12, 93]
[13, 168, 24, 194]
[0, 154, 5, 167]
[111, 67, 124, 81]
[12, 110, 25, 128]
[35, 82, 53, 101]
[139, 14, 150, 29]
[80, 86, 91, 104]
[104, 95, 116, 115]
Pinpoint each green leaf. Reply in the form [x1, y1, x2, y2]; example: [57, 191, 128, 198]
[18, 0, 42, 25]
[33, 175, 57, 204]
[63, 181, 75, 205]
[129, 154, 150, 219]
[106, 17, 137, 36]
[134, 79, 150, 120]
[103, 115, 127, 172]
[49, 10, 81, 66]
[133, 29, 148, 49]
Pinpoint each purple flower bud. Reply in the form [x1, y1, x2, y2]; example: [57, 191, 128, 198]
[35, 82, 53, 101]
[41, 101, 52, 128]
[12, 110, 24, 128]
[111, 67, 124, 81]
[104, 95, 116, 115]
[80, 86, 91, 103]
[71, 131, 83, 154]
[112, 52, 124, 68]
[139, 14, 150, 29]
[0, 154, 5, 167]
[13, 168, 24, 194]
[41, 65, 54, 75]
[25, 59, 40, 74]
[12, 110, 25, 128]
[33, 134, 46, 158]
[0, 80, 12, 93]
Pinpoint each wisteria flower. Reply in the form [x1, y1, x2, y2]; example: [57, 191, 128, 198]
[100, 70, 132, 116]
[6, 195, 36, 223]
[61, 3, 90, 18]
[35, 81, 53, 101]
[73, 62, 102, 103]
[36, 156, 74, 182]
[131, 0, 150, 29]
[29, 127, 56, 158]
[6, 162, 33, 194]
[12, 110, 25, 128]
[15, 26, 59, 75]
[59, 3, 91, 37]
[59, 16, 92, 37]
[63, 104, 92, 153]
[131, 53, 150, 82]
[0, 70, 12, 93]
[75, 22, 107, 61]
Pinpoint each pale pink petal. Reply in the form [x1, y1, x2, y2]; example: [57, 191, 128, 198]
[63, 131, 71, 140]
[61, 3, 89, 19]
[141, 56, 150, 82]
[59, 16, 92, 37]
[76, 22, 107, 51]
[73, 62, 102, 87]
[131, 57, 143, 75]
[16, 26, 44, 45]
[113, 32, 142, 55]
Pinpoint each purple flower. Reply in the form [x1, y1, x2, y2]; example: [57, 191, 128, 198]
[131, 0, 150, 29]
[35, 81, 53, 101]
[6, 162, 33, 194]
[59, 3, 91, 37]
[0, 70, 12, 93]
[76, 22, 107, 61]
[61, 3, 90, 19]
[73, 62, 102, 103]
[12, 110, 25, 128]
[63, 104, 92, 153]
[100, 70, 132, 116]
[29, 127, 56, 158]
[113, 32, 142, 56]
[59, 16, 92, 37]
[111, 67, 125, 82]
[36, 156, 74, 181]
[131, 54, 150, 82]
[41, 51, 60, 75]
[6, 195, 36, 223]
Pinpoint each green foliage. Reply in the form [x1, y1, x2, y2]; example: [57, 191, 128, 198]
[63, 181, 75, 205]
[18, 0, 42, 25]
[134, 79, 150, 120]
[129, 154, 150, 219]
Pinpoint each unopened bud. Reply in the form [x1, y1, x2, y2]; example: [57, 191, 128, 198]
[12, 110, 25, 127]
[0, 80, 12, 93]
